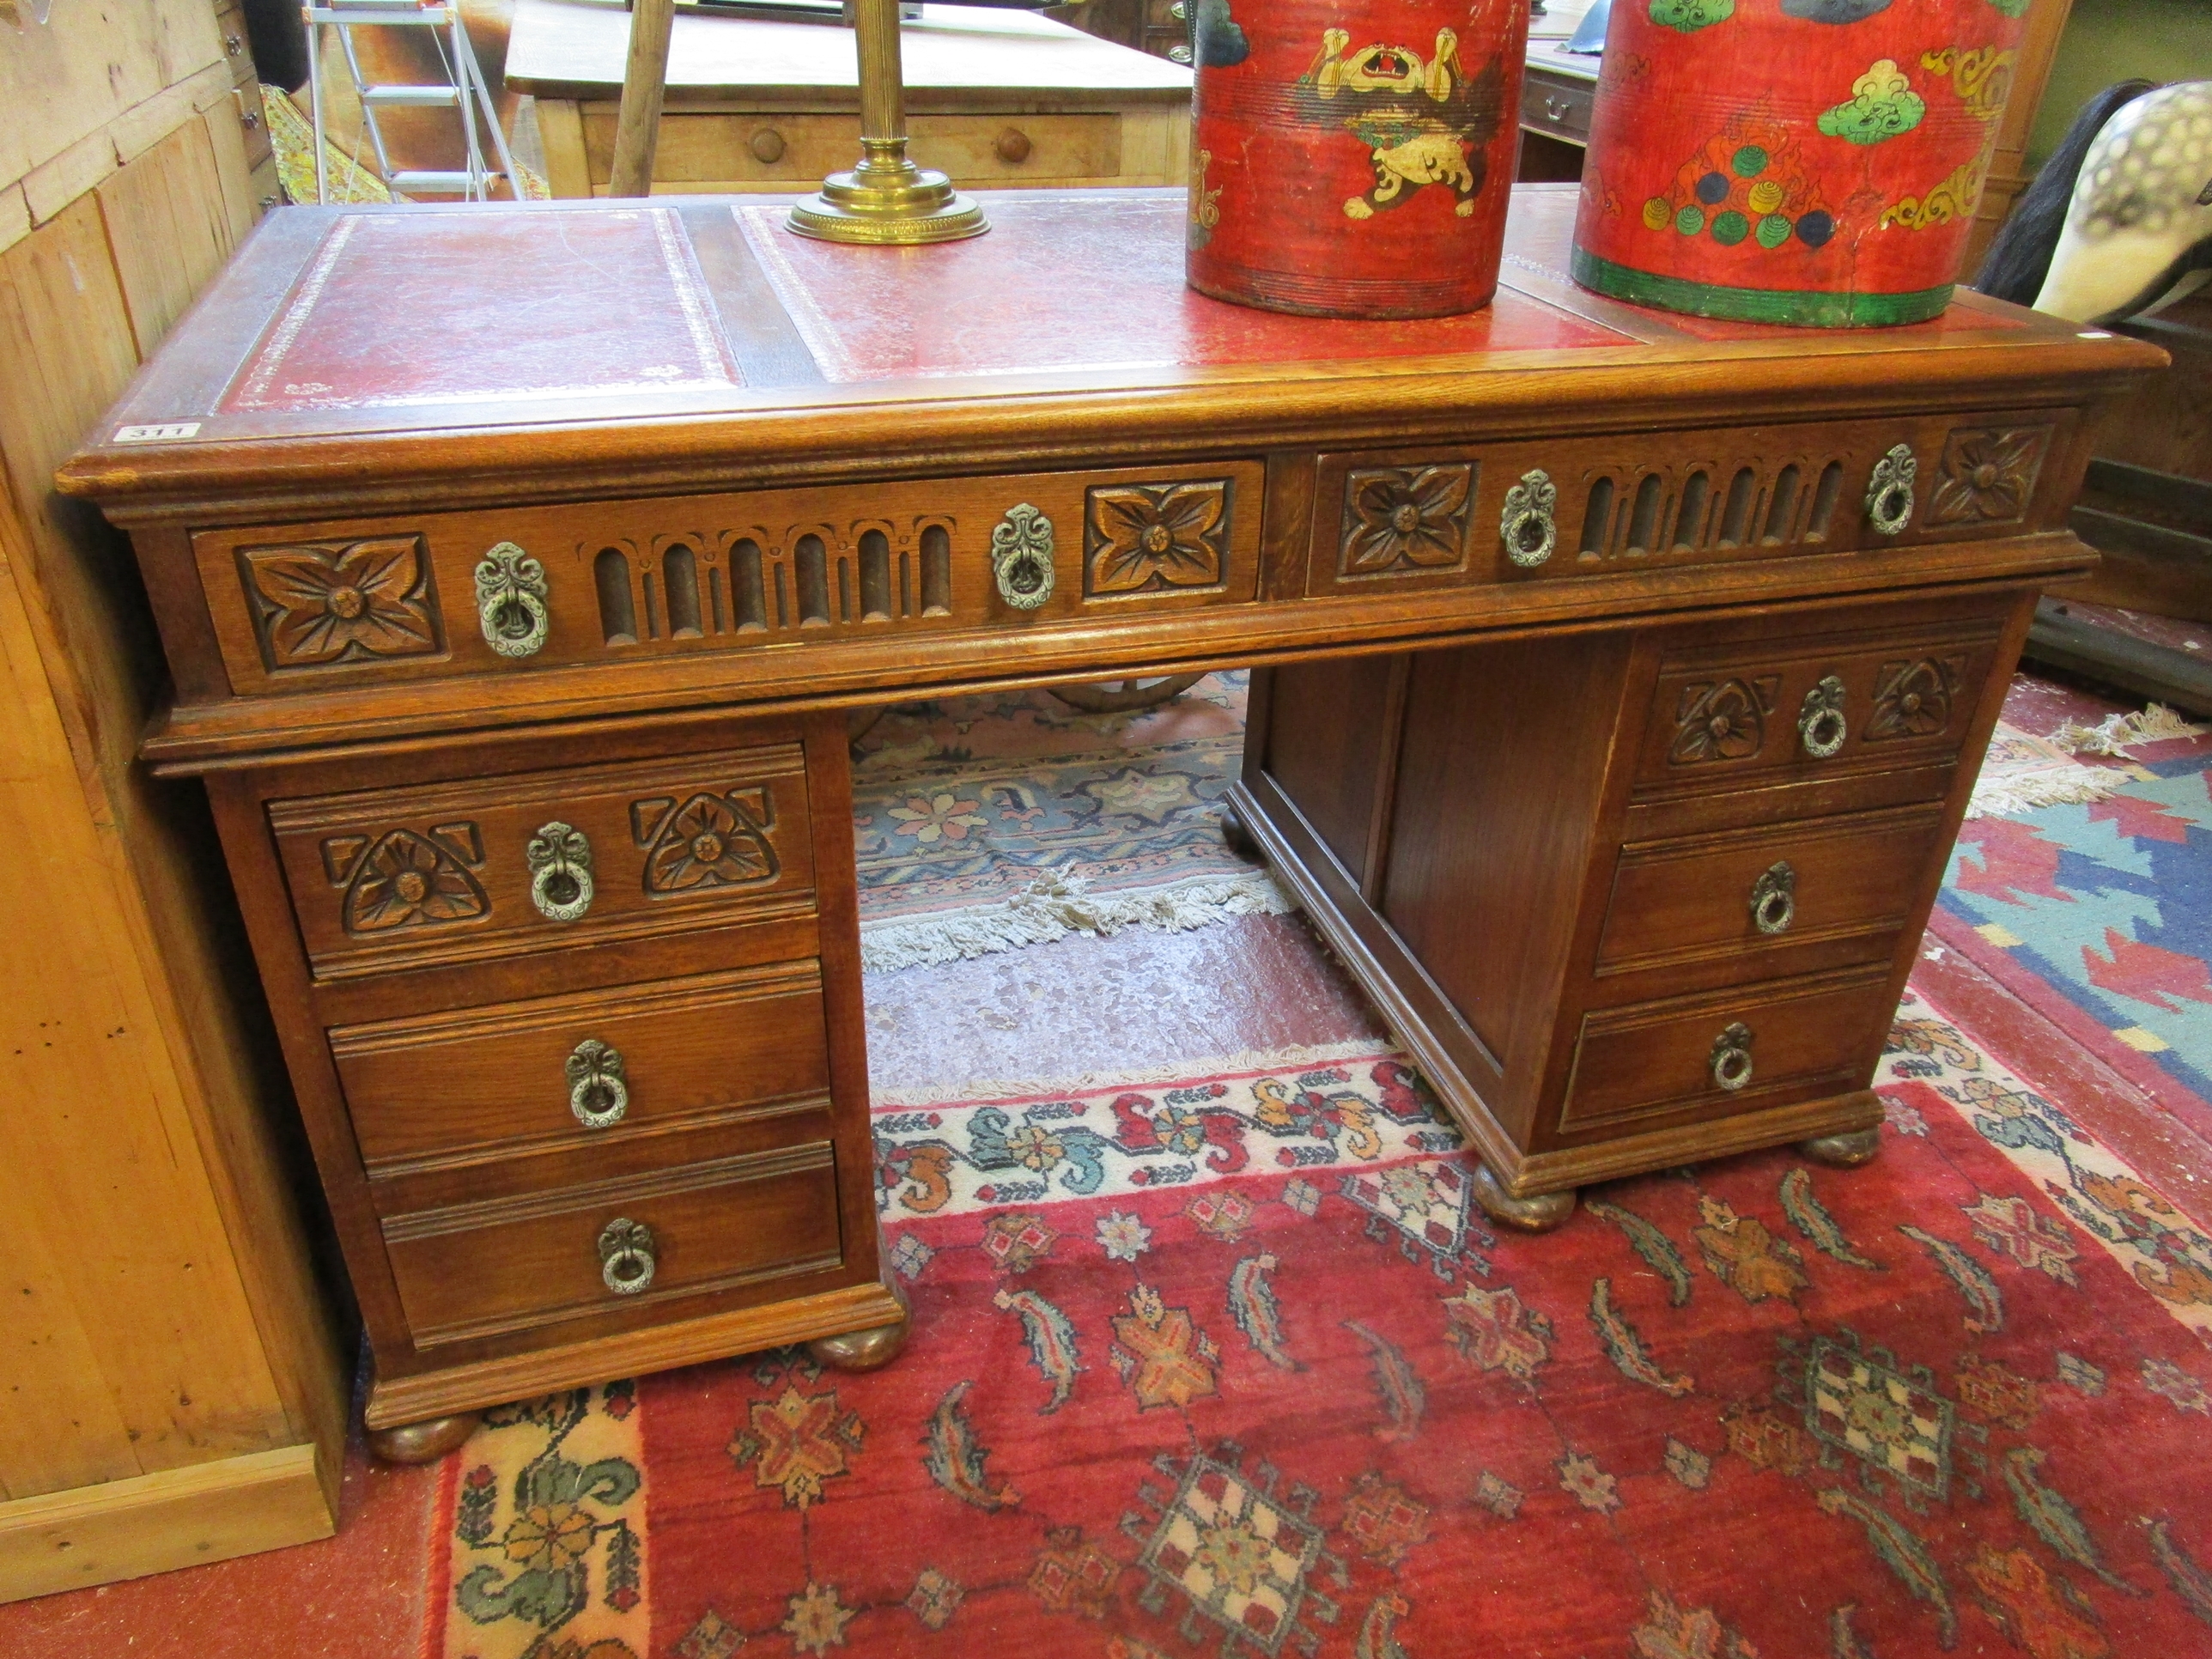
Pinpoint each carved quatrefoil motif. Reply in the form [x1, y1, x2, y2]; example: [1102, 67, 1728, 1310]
[1670, 677, 1781, 766]
[632, 789, 779, 893]
[1340, 465, 1474, 575]
[1085, 480, 1231, 595]
[321, 823, 488, 933]
[1866, 657, 1964, 742]
[240, 537, 441, 669]
[1928, 428, 2051, 526]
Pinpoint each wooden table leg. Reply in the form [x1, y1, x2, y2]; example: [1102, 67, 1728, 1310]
[806, 1278, 911, 1372]
[1797, 1127, 1883, 1168]
[1470, 1162, 1578, 1233]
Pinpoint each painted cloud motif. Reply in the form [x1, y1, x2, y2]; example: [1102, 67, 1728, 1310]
[1818, 58, 1928, 144]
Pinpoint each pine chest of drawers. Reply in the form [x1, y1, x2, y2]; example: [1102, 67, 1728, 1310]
[59, 185, 2160, 1449]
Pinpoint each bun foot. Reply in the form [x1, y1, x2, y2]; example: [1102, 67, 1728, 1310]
[1469, 1161, 1577, 1233]
[807, 1315, 908, 1374]
[1220, 806, 1264, 864]
[1798, 1127, 1882, 1168]
[367, 1412, 483, 1463]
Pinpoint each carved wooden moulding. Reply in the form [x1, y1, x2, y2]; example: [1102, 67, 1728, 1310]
[1867, 656, 1963, 742]
[632, 788, 780, 894]
[240, 536, 442, 670]
[592, 518, 956, 647]
[322, 822, 487, 935]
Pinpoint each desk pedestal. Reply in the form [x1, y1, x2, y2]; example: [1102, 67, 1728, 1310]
[1233, 586, 2030, 1230]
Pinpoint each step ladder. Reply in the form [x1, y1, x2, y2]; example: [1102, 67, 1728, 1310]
[304, 0, 519, 204]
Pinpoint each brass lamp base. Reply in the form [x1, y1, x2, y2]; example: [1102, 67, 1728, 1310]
[787, 154, 988, 246]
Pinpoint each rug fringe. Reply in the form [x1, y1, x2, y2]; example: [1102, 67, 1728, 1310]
[1965, 767, 2132, 820]
[859, 868, 1295, 973]
[872, 1035, 1401, 1109]
[2051, 702, 2205, 757]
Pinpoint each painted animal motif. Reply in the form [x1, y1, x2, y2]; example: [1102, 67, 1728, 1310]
[1294, 29, 1507, 222]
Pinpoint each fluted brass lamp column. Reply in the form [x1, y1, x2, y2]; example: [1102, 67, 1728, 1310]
[787, 0, 988, 243]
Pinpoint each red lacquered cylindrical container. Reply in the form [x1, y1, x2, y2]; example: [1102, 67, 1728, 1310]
[1571, 0, 2033, 326]
[1187, 0, 1531, 319]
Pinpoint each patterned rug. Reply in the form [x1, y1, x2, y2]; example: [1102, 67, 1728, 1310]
[1936, 702, 2212, 1143]
[422, 984, 2212, 1659]
[850, 674, 1287, 971]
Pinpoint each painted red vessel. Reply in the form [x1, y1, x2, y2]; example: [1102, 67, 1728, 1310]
[1186, 0, 1531, 319]
[1571, 0, 2033, 326]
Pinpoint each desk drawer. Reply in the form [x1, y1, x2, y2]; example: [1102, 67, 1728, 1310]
[1632, 619, 2003, 795]
[331, 962, 830, 1170]
[596, 109, 1125, 190]
[1560, 965, 1893, 1134]
[1522, 69, 1595, 143]
[194, 461, 1265, 695]
[1595, 802, 1948, 980]
[382, 1140, 842, 1346]
[270, 742, 816, 981]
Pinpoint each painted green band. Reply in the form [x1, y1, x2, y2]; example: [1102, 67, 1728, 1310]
[1570, 246, 1955, 328]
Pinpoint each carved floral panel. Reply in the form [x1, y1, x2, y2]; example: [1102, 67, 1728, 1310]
[1340, 465, 1474, 576]
[1670, 677, 1781, 766]
[1927, 427, 2051, 527]
[1084, 481, 1231, 596]
[240, 537, 441, 669]
[322, 822, 488, 934]
[632, 788, 780, 894]
[1866, 656, 1965, 742]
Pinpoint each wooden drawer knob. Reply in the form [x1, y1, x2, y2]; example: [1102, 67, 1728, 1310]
[750, 128, 787, 165]
[598, 1217, 656, 1295]
[527, 820, 594, 922]
[1710, 1023, 1754, 1092]
[567, 1037, 629, 1127]
[995, 128, 1033, 165]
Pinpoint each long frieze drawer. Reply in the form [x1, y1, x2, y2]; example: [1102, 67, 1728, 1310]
[381, 1142, 842, 1348]
[1632, 617, 2005, 794]
[1559, 965, 1895, 1135]
[269, 744, 814, 981]
[1595, 802, 1948, 978]
[1306, 409, 2075, 594]
[331, 962, 830, 1171]
[191, 461, 1265, 693]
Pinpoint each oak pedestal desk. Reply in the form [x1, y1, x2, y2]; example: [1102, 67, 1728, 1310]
[60, 185, 2159, 1456]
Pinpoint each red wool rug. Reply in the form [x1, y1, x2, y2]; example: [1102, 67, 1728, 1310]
[425, 986, 2212, 1659]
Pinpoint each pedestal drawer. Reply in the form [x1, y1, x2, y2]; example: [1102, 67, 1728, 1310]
[1635, 621, 2004, 794]
[331, 962, 830, 1171]
[270, 742, 815, 980]
[1595, 802, 1948, 980]
[1559, 964, 1895, 1134]
[382, 1142, 842, 1346]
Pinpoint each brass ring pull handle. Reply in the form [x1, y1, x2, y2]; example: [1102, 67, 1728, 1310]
[241, 107, 261, 130]
[1501, 469, 1559, 568]
[1168, 41, 1193, 63]
[567, 1038, 629, 1128]
[1545, 94, 1572, 120]
[476, 542, 550, 658]
[1798, 676, 1848, 759]
[991, 504, 1055, 610]
[1749, 860, 1796, 935]
[225, 32, 244, 53]
[1866, 443, 1918, 537]
[750, 127, 787, 163]
[598, 1217, 656, 1295]
[994, 128, 1032, 164]
[527, 820, 594, 922]
[1710, 1022, 1754, 1092]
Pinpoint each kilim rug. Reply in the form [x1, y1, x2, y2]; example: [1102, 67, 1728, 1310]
[422, 986, 2212, 1659]
[850, 673, 1288, 971]
[1934, 702, 2212, 1146]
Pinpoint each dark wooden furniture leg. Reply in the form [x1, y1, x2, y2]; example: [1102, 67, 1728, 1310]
[367, 1413, 484, 1464]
